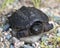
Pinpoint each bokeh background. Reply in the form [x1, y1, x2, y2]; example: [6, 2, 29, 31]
[0, 0, 60, 48]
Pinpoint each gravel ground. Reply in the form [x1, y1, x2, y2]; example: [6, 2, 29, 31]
[0, 0, 60, 48]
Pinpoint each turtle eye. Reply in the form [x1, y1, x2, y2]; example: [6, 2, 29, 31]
[30, 21, 43, 35]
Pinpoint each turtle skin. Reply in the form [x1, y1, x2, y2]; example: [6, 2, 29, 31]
[8, 6, 53, 38]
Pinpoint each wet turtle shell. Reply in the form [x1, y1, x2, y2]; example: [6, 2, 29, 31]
[8, 6, 53, 38]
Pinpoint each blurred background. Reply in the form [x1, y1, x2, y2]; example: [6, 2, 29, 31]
[0, 0, 60, 48]
[0, 0, 60, 26]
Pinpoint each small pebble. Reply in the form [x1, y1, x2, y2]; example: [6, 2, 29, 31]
[57, 27, 60, 33]
[57, 33, 60, 37]
[10, 43, 14, 48]
[22, 45, 34, 48]
[57, 27, 60, 37]
[41, 36, 48, 42]
[3, 24, 10, 31]
[5, 34, 12, 40]
[0, 27, 3, 32]
[48, 45, 53, 48]
[0, 37, 3, 42]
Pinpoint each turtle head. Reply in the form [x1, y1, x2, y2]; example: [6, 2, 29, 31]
[30, 21, 53, 35]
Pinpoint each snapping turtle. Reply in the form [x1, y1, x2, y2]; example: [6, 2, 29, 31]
[8, 6, 53, 38]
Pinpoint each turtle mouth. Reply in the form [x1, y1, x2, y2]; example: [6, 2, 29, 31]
[30, 21, 43, 35]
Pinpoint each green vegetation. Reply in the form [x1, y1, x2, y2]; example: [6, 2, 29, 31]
[0, 0, 14, 13]
[32, 0, 41, 9]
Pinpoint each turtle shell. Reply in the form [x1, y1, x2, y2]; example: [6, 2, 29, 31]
[8, 6, 49, 31]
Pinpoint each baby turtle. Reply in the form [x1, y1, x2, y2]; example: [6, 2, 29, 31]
[8, 6, 53, 38]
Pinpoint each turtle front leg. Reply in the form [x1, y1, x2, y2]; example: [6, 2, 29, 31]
[16, 29, 30, 38]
